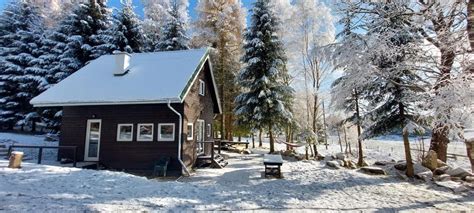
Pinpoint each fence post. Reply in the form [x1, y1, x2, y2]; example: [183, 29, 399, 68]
[38, 147, 43, 164]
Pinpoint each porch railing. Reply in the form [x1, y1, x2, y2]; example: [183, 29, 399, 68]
[196, 141, 215, 160]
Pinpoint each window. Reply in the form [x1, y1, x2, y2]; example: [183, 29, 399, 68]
[117, 124, 133, 141]
[137, 123, 154, 141]
[206, 124, 212, 137]
[186, 123, 193, 141]
[199, 79, 205, 96]
[158, 123, 175, 141]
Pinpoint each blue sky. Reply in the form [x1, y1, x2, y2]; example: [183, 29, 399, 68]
[0, 0, 256, 21]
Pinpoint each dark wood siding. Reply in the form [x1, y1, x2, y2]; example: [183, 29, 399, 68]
[182, 61, 216, 168]
[58, 58, 219, 173]
[59, 103, 183, 171]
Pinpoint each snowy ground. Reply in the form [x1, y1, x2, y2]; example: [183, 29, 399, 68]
[253, 135, 471, 171]
[0, 133, 473, 211]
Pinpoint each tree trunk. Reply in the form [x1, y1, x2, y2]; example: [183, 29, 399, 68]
[466, 140, 474, 172]
[31, 118, 36, 133]
[220, 88, 225, 140]
[430, 126, 450, 162]
[252, 133, 255, 148]
[322, 101, 328, 150]
[403, 129, 414, 177]
[258, 128, 263, 147]
[398, 98, 414, 177]
[468, 0, 474, 50]
[227, 113, 234, 141]
[428, 48, 455, 162]
[313, 143, 318, 157]
[344, 127, 349, 154]
[269, 124, 275, 153]
[337, 128, 343, 153]
[348, 140, 352, 155]
[354, 90, 364, 166]
[313, 93, 318, 136]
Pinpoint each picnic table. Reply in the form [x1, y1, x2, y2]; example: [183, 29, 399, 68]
[263, 154, 283, 178]
[216, 140, 249, 154]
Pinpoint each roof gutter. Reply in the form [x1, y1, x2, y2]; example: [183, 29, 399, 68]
[167, 100, 190, 176]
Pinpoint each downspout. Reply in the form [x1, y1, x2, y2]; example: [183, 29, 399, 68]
[168, 100, 190, 176]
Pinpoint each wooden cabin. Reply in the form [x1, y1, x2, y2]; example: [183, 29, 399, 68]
[30, 48, 222, 175]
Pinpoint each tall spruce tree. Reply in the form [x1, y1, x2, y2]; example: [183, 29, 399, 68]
[235, 0, 293, 153]
[156, 0, 189, 51]
[113, 0, 145, 53]
[58, 0, 111, 76]
[0, 1, 45, 130]
[34, 0, 111, 132]
[102, 0, 145, 53]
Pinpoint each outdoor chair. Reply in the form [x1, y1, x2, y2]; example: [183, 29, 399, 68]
[153, 156, 170, 177]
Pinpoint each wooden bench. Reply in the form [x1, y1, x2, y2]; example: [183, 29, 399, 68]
[263, 154, 283, 178]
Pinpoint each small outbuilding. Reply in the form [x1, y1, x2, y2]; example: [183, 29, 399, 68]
[30, 48, 221, 175]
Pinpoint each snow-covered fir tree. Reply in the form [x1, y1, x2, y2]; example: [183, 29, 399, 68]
[92, 0, 144, 54]
[104, 0, 145, 53]
[156, 0, 190, 51]
[235, 0, 293, 153]
[33, 0, 112, 132]
[33, 28, 70, 131]
[58, 0, 111, 76]
[141, 0, 171, 51]
[0, 1, 46, 131]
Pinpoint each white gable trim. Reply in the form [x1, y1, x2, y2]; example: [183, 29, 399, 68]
[179, 53, 222, 114]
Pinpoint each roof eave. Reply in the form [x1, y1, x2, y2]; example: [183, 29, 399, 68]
[32, 98, 182, 107]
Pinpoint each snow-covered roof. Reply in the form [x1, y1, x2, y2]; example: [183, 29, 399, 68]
[31, 48, 220, 111]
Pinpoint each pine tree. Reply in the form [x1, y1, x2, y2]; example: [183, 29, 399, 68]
[142, 0, 172, 51]
[58, 0, 111, 76]
[101, 0, 145, 53]
[156, 0, 189, 51]
[194, 0, 246, 140]
[235, 0, 293, 153]
[34, 0, 111, 132]
[0, 1, 45, 130]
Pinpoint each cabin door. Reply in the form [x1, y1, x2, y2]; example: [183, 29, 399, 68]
[196, 119, 205, 155]
[84, 119, 101, 161]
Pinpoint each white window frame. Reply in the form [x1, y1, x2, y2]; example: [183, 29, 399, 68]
[199, 79, 205, 96]
[158, 123, 175, 141]
[186, 123, 194, 141]
[137, 123, 154, 142]
[116, 124, 133, 142]
[206, 123, 212, 137]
